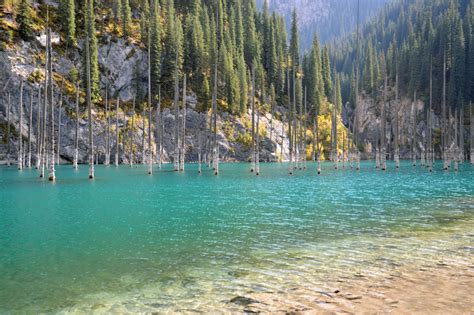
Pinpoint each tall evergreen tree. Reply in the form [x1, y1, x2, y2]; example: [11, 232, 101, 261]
[17, 0, 33, 40]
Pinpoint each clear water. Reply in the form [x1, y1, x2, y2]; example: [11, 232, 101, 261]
[0, 162, 473, 313]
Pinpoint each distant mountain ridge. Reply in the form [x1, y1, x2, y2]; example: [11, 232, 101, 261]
[257, 0, 389, 51]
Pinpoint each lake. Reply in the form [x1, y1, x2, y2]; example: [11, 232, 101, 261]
[0, 161, 473, 313]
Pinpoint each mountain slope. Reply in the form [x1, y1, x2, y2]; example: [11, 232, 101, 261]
[257, 0, 389, 51]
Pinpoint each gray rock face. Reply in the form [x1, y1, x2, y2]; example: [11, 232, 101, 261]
[0, 37, 289, 165]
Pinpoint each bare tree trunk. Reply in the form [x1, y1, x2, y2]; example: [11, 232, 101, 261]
[157, 87, 162, 168]
[130, 96, 135, 167]
[303, 86, 307, 170]
[6, 92, 11, 166]
[381, 73, 387, 171]
[332, 76, 337, 170]
[454, 109, 459, 171]
[316, 116, 321, 174]
[428, 61, 433, 171]
[250, 63, 255, 173]
[471, 102, 473, 164]
[115, 97, 120, 167]
[18, 80, 24, 170]
[256, 109, 260, 176]
[293, 71, 298, 171]
[312, 115, 316, 162]
[73, 81, 79, 169]
[105, 84, 110, 166]
[27, 88, 33, 168]
[198, 126, 202, 174]
[56, 79, 64, 165]
[173, 50, 180, 171]
[36, 88, 41, 169]
[269, 89, 274, 163]
[412, 91, 417, 167]
[140, 110, 145, 165]
[46, 26, 55, 180]
[442, 51, 448, 170]
[147, 31, 153, 175]
[180, 74, 186, 172]
[40, 56, 48, 178]
[460, 106, 464, 164]
[287, 67, 292, 175]
[86, 34, 94, 179]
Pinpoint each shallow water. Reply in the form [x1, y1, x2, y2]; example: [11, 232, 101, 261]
[0, 161, 473, 313]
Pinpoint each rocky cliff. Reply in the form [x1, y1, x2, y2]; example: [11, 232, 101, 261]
[0, 32, 291, 165]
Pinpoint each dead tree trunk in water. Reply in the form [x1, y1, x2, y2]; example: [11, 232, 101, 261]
[287, 67, 293, 175]
[47, 26, 55, 181]
[18, 80, 24, 171]
[303, 86, 307, 170]
[173, 50, 180, 171]
[105, 84, 110, 166]
[471, 102, 474, 164]
[130, 96, 135, 167]
[56, 78, 64, 165]
[394, 62, 400, 169]
[428, 61, 433, 171]
[147, 31, 153, 175]
[141, 103, 146, 165]
[27, 89, 33, 168]
[381, 73, 387, 171]
[36, 88, 41, 169]
[73, 81, 79, 169]
[412, 91, 417, 167]
[6, 92, 11, 166]
[72, 81, 79, 169]
[180, 75, 187, 172]
[250, 63, 256, 173]
[86, 34, 94, 179]
[442, 51, 448, 170]
[115, 97, 120, 167]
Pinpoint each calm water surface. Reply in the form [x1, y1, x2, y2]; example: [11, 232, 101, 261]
[0, 161, 473, 313]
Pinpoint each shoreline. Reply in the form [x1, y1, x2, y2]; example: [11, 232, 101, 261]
[237, 258, 474, 314]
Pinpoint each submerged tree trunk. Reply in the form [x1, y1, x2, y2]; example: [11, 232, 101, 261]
[250, 64, 255, 173]
[73, 81, 79, 169]
[47, 26, 55, 181]
[105, 84, 110, 166]
[18, 80, 24, 171]
[115, 97, 120, 167]
[381, 73, 387, 171]
[173, 50, 180, 171]
[471, 102, 473, 164]
[36, 88, 41, 169]
[442, 51, 448, 170]
[6, 92, 11, 166]
[256, 109, 260, 176]
[147, 31, 153, 175]
[180, 74, 186, 172]
[412, 91, 417, 167]
[287, 67, 292, 175]
[27, 89, 33, 168]
[130, 96, 135, 167]
[86, 34, 94, 179]
[56, 79, 64, 165]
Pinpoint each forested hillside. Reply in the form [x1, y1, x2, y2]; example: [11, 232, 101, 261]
[257, 0, 389, 51]
[332, 0, 473, 114]
[0, 0, 346, 168]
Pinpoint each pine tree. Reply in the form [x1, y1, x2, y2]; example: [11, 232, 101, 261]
[122, 0, 132, 38]
[83, 0, 100, 102]
[321, 46, 332, 99]
[17, 0, 33, 40]
[289, 9, 299, 69]
[150, 0, 161, 97]
[140, 0, 150, 45]
[60, 0, 76, 45]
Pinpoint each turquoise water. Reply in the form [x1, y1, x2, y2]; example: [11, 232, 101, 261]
[0, 162, 473, 313]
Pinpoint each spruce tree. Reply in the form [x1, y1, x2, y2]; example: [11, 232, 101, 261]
[83, 0, 100, 102]
[321, 46, 332, 99]
[17, 0, 33, 40]
[150, 0, 161, 97]
[122, 0, 132, 38]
